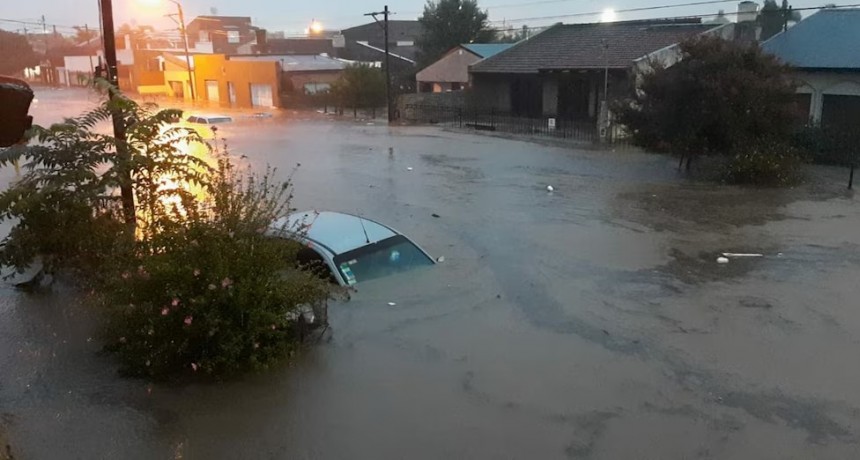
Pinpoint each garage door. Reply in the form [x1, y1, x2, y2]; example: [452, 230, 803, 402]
[250, 83, 274, 108]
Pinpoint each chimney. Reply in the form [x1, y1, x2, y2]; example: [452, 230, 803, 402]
[737, 1, 759, 23]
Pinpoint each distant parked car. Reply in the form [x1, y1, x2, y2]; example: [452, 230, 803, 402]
[185, 114, 233, 124]
[268, 211, 436, 287]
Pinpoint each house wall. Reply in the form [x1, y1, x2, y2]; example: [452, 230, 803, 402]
[193, 54, 281, 108]
[287, 70, 341, 93]
[416, 48, 481, 89]
[793, 70, 860, 125]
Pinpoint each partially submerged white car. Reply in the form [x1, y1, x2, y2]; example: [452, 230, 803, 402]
[269, 211, 436, 287]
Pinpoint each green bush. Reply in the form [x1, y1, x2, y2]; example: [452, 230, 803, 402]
[99, 153, 330, 379]
[0, 87, 331, 379]
[722, 141, 803, 186]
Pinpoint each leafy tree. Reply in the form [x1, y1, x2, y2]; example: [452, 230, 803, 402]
[0, 87, 208, 277]
[495, 25, 532, 44]
[416, 0, 496, 67]
[0, 30, 39, 76]
[759, 0, 801, 41]
[617, 37, 800, 174]
[331, 63, 386, 116]
[72, 26, 99, 45]
[0, 84, 331, 378]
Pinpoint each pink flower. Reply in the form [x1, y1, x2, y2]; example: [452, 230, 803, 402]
[171, 298, 180, 307]
[253, 342, 260, 349]
[221, 277, 233, 289]
[184, 315, 193, 326]
[119, 337, 127, 344]
[193, 269, 201, 277]
[190, 363, 198, 372]
[121, 272, 130, 280]
[270, 324, 276, 330]
[161, 307, 170, 316]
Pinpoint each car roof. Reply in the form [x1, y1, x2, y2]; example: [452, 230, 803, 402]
[271, 211, 399, 255]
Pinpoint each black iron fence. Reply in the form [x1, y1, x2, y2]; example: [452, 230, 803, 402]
[402, 104, 631, 146]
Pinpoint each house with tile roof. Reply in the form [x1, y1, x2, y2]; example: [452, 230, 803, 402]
[416, 43, 514, 93]
[762, 8, 860, 130]
[468, 19, 732, 121]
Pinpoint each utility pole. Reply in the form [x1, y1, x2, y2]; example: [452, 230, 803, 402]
[365, 5, 393, 123]
[168, 0, 197, 101]
[85, 24, 95, 73]
[99, 0, 136, 224]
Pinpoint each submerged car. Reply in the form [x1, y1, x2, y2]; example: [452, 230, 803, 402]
[268, 211, 436, 287]
[185, 114, 234, 124]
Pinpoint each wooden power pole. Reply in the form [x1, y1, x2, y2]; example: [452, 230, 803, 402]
[99, 0, 136, 224]
[365, 5, 393, 123]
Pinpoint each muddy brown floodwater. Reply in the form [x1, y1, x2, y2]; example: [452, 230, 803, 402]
[1, 88, 860, 459]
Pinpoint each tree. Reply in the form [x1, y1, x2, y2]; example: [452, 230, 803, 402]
[0, 85, 330, 378]
[495, 25, 531, 44]
[416, 0, 496, 67]
[617, 37, 799, 172]
[0, 30, 39, 76]
[331, 64, 386, 117]
[759, 0, 802, 41]
[72, 26, 98, 45]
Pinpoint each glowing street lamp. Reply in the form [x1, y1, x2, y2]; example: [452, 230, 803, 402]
[139, 0, 196, 101]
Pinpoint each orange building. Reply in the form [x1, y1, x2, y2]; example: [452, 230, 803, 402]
[193, 54, 281, 109]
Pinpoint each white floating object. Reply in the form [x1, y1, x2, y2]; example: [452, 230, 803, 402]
[387, 302, 397, 306]
[722, 253, 763, 258]
[436, 256, 445, 263]
[717, 257, 730, 264]
[546, 185, 554, 192]
[407, 167, 414, 171]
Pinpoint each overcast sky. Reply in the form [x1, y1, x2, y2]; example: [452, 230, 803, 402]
[0, 0, 836, 36]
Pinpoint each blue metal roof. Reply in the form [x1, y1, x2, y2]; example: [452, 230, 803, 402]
[762, 8, 860, 69]
[462, 43, 514, 59]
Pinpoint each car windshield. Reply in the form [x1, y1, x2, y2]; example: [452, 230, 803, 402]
[332, 235, 434, 285]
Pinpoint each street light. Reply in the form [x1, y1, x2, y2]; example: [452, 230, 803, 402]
[139, 0, 196, 101]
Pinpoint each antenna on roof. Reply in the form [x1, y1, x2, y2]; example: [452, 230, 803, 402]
[358, 216, 371, 244]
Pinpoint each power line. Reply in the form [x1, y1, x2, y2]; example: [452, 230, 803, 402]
[488, 0, 740, 23]
[488, 2, 860, 25]
[0, 18, 79, 32]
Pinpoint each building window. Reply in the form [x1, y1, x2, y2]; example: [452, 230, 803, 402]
[199, 31, 211, 42]
[227, 31, 240, 44]
[303, 82, 331, 95]
[396, 40, 414, 47]
[451, 82, 462, 91]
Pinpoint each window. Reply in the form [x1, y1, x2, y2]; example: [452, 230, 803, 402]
[198, 31, 211, 42]
[451, 82, 462, 91]
[303, 82, 331, 95]
[227, 31, 240, 44]
[396, 40, 414, 47]
[146, 58, 163, 72]
[332, 235, 434, 285]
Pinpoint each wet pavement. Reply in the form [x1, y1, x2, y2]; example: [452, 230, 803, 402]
[2, 88, 860, 459]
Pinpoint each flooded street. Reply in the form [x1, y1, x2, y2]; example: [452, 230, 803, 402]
[2, 88, 860, 459]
